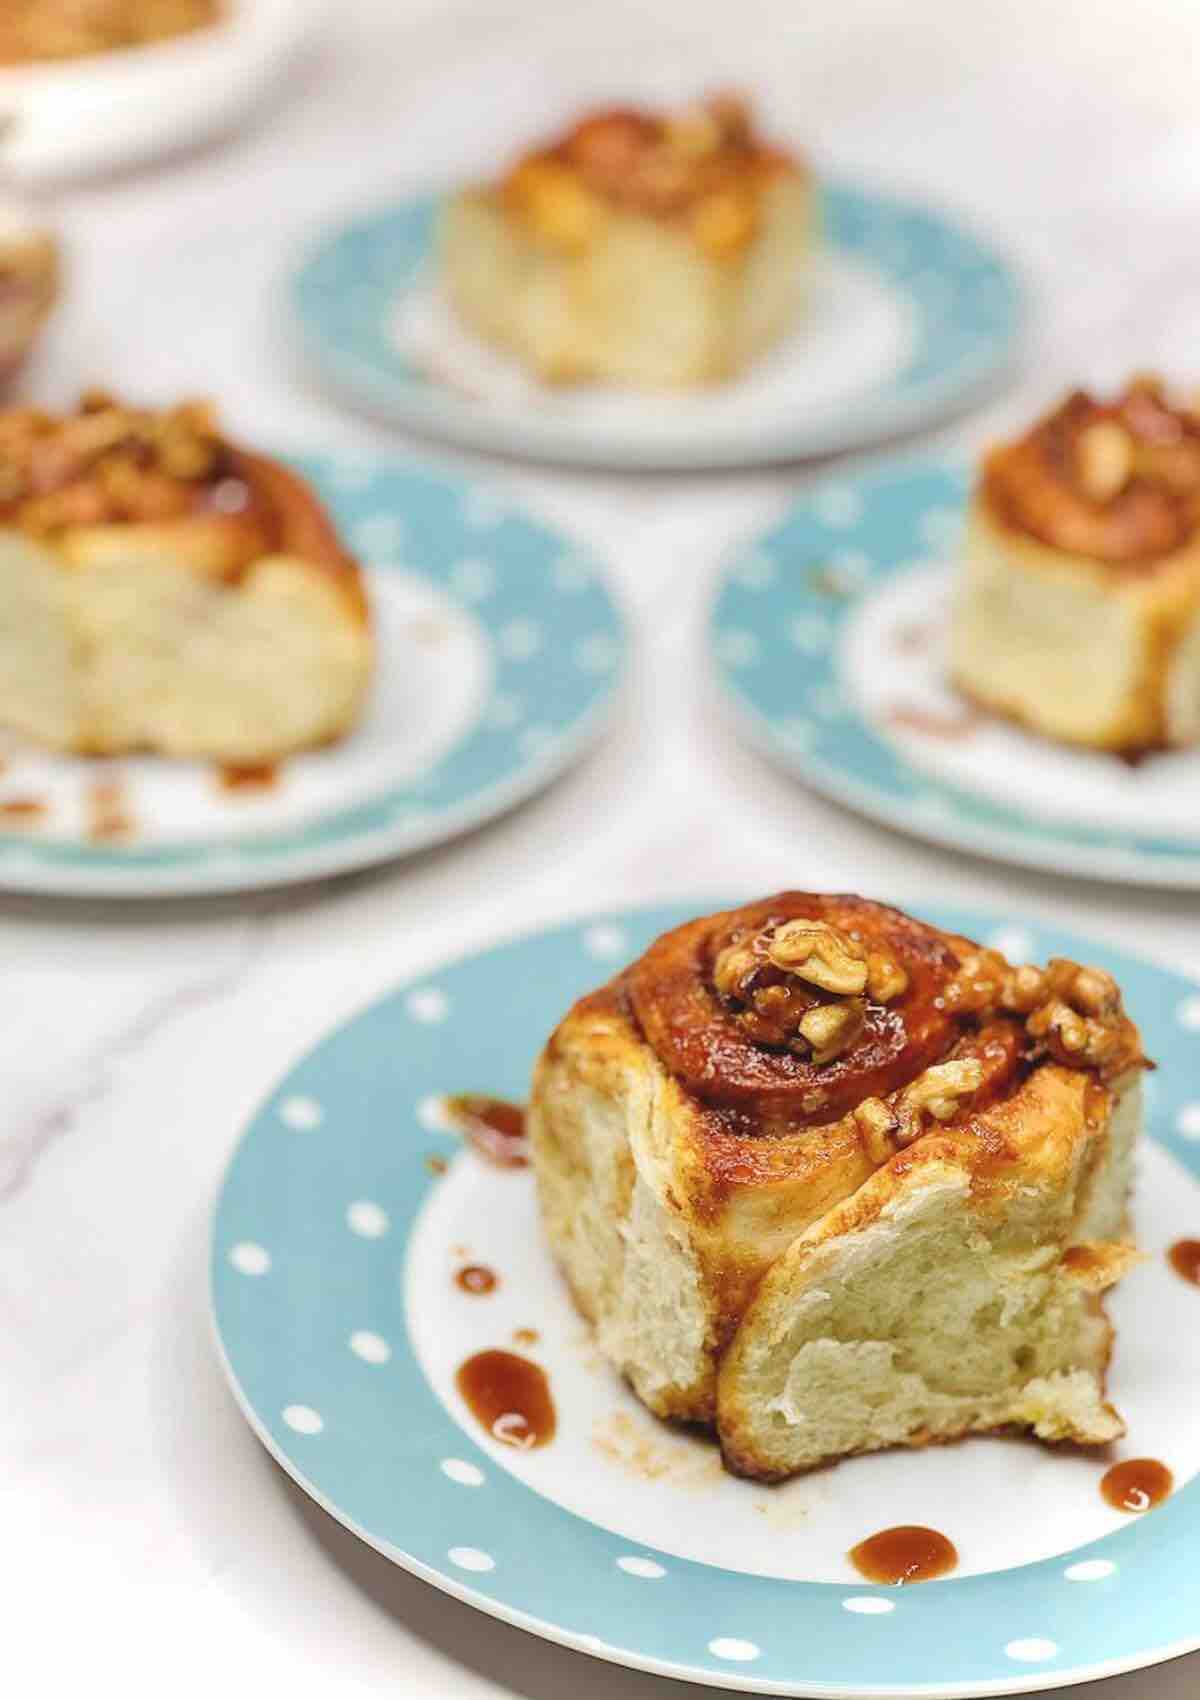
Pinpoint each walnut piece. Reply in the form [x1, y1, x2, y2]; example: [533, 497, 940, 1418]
[1076, 420, 1134, 502]
[854, 1096, 899, 1164]
[798, 997, 866, 1065]
[766, 919, 868, 995]
[866, 952, 908, 1003]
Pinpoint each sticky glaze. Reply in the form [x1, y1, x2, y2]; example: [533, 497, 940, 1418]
[219, 762, 279, 793]
[849, 1525, 958, 1585]
[446, 1095, 528, 1167]
[456, 1263, 498, 1295]
[1101, 1458, 1173, 1513]
[455, 1349, 555, 1449]
[1168, 1239, 1200, 1286]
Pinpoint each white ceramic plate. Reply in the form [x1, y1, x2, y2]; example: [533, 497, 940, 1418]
[0, 0, 325, 183]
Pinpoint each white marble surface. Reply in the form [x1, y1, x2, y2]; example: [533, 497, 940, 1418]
[5, 1, 1200, 1693]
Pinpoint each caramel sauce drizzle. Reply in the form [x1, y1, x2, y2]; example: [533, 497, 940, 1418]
[1101, 1458, 1173, 1513]
[445, 1095, 528, 1168]
[455, 1349, 555, 1450]
[849, 1526, 958, 1585]
[1168, 1239, 1200, 1286]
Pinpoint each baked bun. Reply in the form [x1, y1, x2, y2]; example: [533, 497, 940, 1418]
[440, 94, 812, 388]
[0, 394, 372, 761]
[529, 894, 1147, 1479]
[952, 378, 1200, 753]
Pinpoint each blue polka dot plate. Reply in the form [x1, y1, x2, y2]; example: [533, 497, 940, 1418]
[287, 184, 1023, 470]
[711, 459, 1200, 887]
[211, 900, 1200, 1698]
[0, 454, 623, 897]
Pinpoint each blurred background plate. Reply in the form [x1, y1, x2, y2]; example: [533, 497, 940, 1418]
[0, 0, 327, 184]
[0, 452, 625, 897]
[211, 900, 1200, 1699]
[288, 184, 1024, 471]
[710, 458, 1200, 887]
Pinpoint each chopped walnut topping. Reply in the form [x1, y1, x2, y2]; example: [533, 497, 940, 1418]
[0, 394, 225, 533]
[854, 1096, 899, 1164]
[941, 946, 1139, 1078]
[1077, 420, 1134, 502]
[798, 997, 866, 1065]
[766, 919, 868, 995]
[893, 1058, 984, 1142]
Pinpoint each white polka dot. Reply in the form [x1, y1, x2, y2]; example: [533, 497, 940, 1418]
[441, 1458, 485, 1487]
[485, 692, 522, 729]
[1005, 1639, 1058, 1664]
[709, 1638, 760, 1663]
[732, 551, 776, 590]
[229, 1241, 270, 1275]
[617, 1556, 666, 1578]
[774, 719, 814, 754]
[450, 559, 496, 601]
[583, 924, 627, 959]
[346, 1199, 389, 1238]
[553, 555, 594, 592]
[353, 514, 405, 557]
[463, 488, 506, 529]
[449, 1546, 495, 1572]
[788, 615, 831, 655]
[519, 724, 555, 758]
[407, 987, 449, 1023]
[282, 1404, 323, 1435]
[842, 1597, 896, 1615]
[808, 681, 843, 720]
[1178, 994, 1200, 1031]
[716, 628, 760, 668]
[1065, 1559, 1116, 1582]
[987, 927, 1034, 963]
[498, 618, 542, 661]
[814, 486, 863, 527]
[349, 1330, 391, 1364]
[418, 1092, 453, 1132]
[279, 1095, 323, 1131]
[918, 506, 963, 553]
[573, 633, 620, 673]
[1176, 1104, 1200, 1140]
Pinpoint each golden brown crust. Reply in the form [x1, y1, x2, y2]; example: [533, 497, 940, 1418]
[982, 378, 1200, 568]
[0, 395, 367, 623]
[496, 94, 802, 259]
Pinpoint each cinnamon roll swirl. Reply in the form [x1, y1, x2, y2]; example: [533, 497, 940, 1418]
[0, 394, 372, 760]
[529, 894, 1147, 1479]
[953, 378, 1200, 752]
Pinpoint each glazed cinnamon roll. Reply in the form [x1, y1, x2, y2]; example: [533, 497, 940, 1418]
[0, 394, 372, 761]
[529, 894, 1147, 1479]
[440, 94, 813, 387]
[952, 378, 1200, 753]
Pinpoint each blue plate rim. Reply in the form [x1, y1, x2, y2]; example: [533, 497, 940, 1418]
[285, 179, 1029, 471]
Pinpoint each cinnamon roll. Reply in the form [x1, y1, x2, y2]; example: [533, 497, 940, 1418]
[529, 894, 1147, 1479]
[0, 394, 372, 761]
[952, 378, 1200, 753]
[440, 94, 813, 387]
[0, 204, 57, 385]
[0, 1, 221, 65]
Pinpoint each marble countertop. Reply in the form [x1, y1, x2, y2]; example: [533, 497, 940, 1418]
[5, 1, 1200, 1693]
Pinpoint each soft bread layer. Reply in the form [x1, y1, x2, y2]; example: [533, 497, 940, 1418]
[718, 1075, 1141, 1478]
[440, 174, 812, 388]
[0, 530, 372, 760]
[530, 992, 1141, 1477]
[951, 497, 1200, 751]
